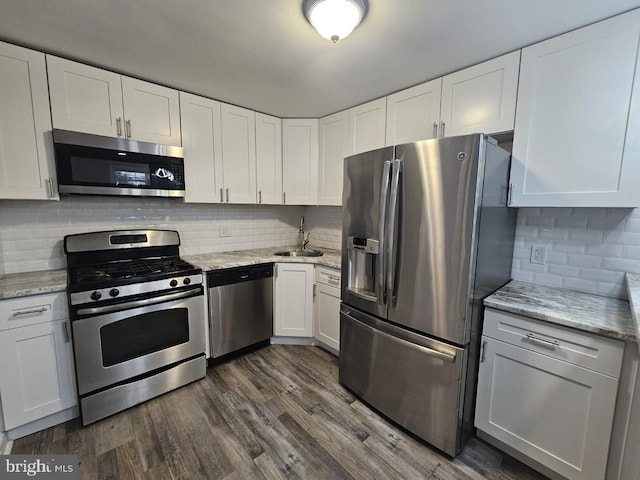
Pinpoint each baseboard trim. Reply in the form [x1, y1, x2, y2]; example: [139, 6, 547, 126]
[270, 336, 316, 346]
[0, 431, 12, 454]
[7, 406, 79, 441]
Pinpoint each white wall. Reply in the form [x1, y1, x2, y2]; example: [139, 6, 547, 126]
[0, 198, 305, 274]
[512, 207, 640, 299]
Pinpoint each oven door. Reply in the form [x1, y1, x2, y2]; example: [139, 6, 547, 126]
[72, 289, 205, 395]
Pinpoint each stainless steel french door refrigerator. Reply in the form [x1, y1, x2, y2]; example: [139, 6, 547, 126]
[339, 134, 516, 456]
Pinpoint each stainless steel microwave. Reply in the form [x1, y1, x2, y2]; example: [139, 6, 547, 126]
[53, 129, 185, 198]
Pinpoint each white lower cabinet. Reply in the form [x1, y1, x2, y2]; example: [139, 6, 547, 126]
[475, 308, 624, 480]
[313, 266, 341, 352]
[0, 293, 77, 438]
[273, 263, 314, 337]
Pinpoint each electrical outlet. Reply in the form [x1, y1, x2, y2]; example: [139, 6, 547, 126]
[219, 225, 232, 238]
[530, 244, 546, 265]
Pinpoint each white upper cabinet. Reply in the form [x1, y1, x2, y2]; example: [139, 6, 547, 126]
[47, 55, 181, 145]
[318, 110, 349, 206]
[440, 50, 520, 137]
[120, 76, 181, 145]
[348, 98, 387, 155]
[179, 92, 223, 203]
[255, 112, 283, 205]
[220, 104, 257, 204]
[47, 56, 123, 138]
[511, 9, 640, 207]
[386, 79, 442, 145]
[282, 119, 319, 205]
[385, 51, 519, 145]
[0, 42, 58, 200]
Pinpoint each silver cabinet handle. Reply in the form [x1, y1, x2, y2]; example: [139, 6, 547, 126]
[12, 307, 48, 317]
[116, 117, 123, 136]
[63, 321, 70, 343]
[327, 276, 340, 286]
[480, 340, 487, 362]
[47, 178, 54, 198]
[313, 284, 317, 299]
[225, 188, 229, 203]
[220, 188, 224, 203]
[432, 122, 438, 138]
[126, 119, 132, 138]
[508, 183, 514, 206]
[525, 333, 560, 350]
[258, 190, 262, 204]
[440, 121, 445, 138]
[283, 192, 286, 204]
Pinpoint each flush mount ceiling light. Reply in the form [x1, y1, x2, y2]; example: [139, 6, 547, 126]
[303, 0, 368, 43]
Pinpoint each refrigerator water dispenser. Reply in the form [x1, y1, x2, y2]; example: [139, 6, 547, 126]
[346, 236, 379, 301]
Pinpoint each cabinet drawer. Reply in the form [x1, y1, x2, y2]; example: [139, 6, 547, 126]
[315, 266, 341, 288]
[483, 308, 624, 378]
[0, 293, 68, 331]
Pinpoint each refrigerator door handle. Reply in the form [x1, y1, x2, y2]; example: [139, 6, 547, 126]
[386, 159, 402, 304]
[377, 160, 392, 305]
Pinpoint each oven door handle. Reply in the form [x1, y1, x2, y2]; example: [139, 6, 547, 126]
[76, 287, 202, 316]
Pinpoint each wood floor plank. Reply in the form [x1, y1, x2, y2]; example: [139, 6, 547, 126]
[10, 345, 550, 480]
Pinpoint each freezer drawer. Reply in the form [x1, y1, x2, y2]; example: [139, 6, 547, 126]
[339, 305, 465, 456]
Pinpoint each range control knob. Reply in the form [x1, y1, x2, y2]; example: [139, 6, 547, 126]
[90, 291, 102, 301]
[109, 288, 120, 297]
[183, 277, 191, 285]
[170, 279, 178, 287]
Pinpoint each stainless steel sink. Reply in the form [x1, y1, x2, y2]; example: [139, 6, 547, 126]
[274, 249, 323, 257]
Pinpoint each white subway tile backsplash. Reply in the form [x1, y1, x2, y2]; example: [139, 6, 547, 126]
[566, 254, 602, 269]
[0, 198, 313, 274]
[513, 207, 640, 299]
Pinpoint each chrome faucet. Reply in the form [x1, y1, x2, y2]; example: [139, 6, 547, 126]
[299, 216, 310, 250]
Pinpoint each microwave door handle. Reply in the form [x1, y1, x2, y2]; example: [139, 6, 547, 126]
[377, 160, 392, 305]
[386, 159, 402, 305]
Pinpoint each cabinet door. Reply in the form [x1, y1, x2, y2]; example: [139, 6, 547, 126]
[318, 110, 349, 206]
[0, 320, 77, 430]
[46, 55, 124, 138]
[274, 263, 314, 337]
[440, 51, 520, 137]
[282, 119, 319, 205]
[314, 283, 341, 352]
[348, 98, 387, 155]
[121, 77, 182, 146]
[476, 336, 619, 480]
[220, 104, 257, 204]
[180, 92, 223, 203]
[385, 79, 442, 145]
[255, 112, 282, 205]
[511, 11, 640, 207]
[0, 43, 57, 200]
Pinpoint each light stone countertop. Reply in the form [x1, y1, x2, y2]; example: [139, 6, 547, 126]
[0, 246, 341, 300]
[182, 246, 341, 272]
[484, 280, 636, 342]
[625, 273, 640, 353]
[0, 269, 68, 300]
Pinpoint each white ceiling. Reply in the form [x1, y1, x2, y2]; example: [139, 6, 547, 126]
[1, 0, 640, 118]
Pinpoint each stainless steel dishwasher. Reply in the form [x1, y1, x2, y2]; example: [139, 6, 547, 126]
[207, 263, 273, 359]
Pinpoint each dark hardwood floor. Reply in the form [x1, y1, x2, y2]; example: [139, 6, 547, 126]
[12, 345, 548, 480]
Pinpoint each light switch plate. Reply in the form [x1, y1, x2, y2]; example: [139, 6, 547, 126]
[219, 225, 232, 237]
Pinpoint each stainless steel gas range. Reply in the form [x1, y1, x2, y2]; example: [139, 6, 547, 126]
[64, 229, 206, 425]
